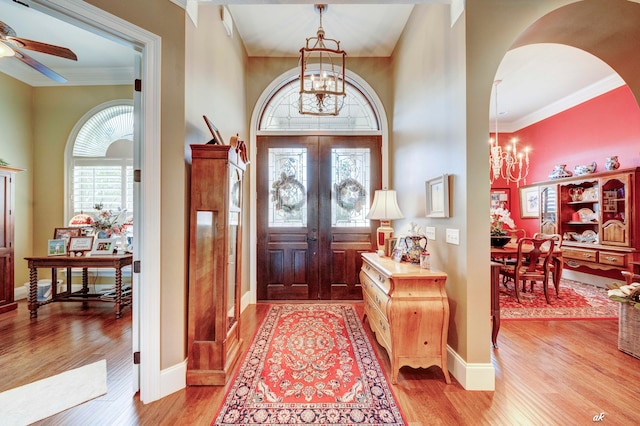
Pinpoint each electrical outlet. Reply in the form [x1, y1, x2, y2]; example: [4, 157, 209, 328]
[446, 228, 460, 245]
[425, 226, 436, 240]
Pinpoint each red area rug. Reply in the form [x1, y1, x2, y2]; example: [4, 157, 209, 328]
[212, 304, 406, 425]
[500, 278, 618, 320]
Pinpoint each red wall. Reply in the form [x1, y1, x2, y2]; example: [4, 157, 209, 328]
[491, 85, 640, 237]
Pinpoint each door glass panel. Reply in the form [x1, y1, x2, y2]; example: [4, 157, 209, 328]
[268, 148, 307, 227]
[331, 148, 370, 227]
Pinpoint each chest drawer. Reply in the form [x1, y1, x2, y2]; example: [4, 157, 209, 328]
[361, 262, 391, 294]
[361, 271, 390, 317]
[562, 247, 598, 263]
[599, 251, 627, 267]
[363, 292, 391, 348]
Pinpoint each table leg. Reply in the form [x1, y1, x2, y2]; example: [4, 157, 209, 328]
[553, 257, 563, 298]
[490, 262, 502, 348]
[82, 267, 89, 309]
[115, 267, 123, 319]
[28, 267, 39, 318]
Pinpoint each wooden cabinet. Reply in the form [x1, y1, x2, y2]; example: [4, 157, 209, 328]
[0, 166, 22, 314]
[360, 252, 450, 384]
[187, 142, 248, 385]
[537, 167, 640, 273]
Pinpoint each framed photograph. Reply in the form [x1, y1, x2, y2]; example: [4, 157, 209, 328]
[53, 227, 82, 240]
[68, 236, 94, 254]
[385, 237, 399, 257]
[490, 188, 510, 210]
[91, 238, 116, 256]
[519, 185, 540, 218]
[48, 239, 68, 256]
[203, 115, 225, 145]
[391, 247, 403, 263]
[425, 174, 450, 218]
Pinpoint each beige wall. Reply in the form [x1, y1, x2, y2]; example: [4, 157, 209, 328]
[0, 73, 33, 288]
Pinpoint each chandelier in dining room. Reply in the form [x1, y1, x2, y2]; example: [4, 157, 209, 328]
[489, 80, 531, 187]
[298, 4, 346, 116]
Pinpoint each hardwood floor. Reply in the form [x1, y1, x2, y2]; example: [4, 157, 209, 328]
[2, 300, 640, 425]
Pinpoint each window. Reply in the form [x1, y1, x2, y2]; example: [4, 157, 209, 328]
[67, 102, 134, 221]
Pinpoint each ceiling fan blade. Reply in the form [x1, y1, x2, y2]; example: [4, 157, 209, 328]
[13, 49, 68, 83]
[5, 36, 77, 61]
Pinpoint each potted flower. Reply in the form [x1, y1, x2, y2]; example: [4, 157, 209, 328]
[607, 272, 640, 359]
[490, 207, 515, 247]
[90, 203, 126, 238]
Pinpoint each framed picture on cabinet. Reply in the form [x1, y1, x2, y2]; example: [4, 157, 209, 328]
[490, 188, 510, 210]
[425, 174, 450, 218]
[48, 239, 68, 256]
[68, 236, 94, 256]
[203, 115, 225, 145]
[91, 238, 115, 256]
[53, 227, 82, 240]
[519, 185, 539, 218]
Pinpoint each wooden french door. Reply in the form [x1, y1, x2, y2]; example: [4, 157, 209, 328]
[257, 135, 381, 300]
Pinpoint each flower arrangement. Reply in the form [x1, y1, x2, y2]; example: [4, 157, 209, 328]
[90, 203, 126, 237]
[607, 281, 640, 309]
[490, 207, 515, 236]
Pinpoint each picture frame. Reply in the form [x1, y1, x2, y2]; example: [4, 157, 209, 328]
[68, 236, 94, 255]
[385, 237, 399, 257]
[53, 227, 82, 240]
[490, 188, 510, 210]
[48, 239, 68, 256]
[425, 174, 450, 218]
[519, 185, 540, 218]
[91, 238, 116, 256]
[203, 115, 225, 145]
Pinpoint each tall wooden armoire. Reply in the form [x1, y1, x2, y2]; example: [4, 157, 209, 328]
[187, 142, 248, 385]
[0, 166, 23, 314]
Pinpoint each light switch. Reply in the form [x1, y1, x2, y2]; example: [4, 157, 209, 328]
[446, 228, 460, 245]
[425, 227, 436, 240]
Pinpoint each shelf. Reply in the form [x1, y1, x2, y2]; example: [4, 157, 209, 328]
[568, 200, 598, 205]
[566, 221, 599, 225]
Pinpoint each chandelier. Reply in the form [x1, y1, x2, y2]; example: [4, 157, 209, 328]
[489, 80, 531, 187]
[298, 4, 346, 116]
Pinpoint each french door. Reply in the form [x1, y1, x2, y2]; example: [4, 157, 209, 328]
[257, 135, 381, 300]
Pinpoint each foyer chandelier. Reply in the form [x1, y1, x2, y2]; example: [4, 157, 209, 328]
[298, 4, 346, 116]
[489, 80, 531, 187]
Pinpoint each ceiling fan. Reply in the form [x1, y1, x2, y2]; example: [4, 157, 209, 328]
[0, 20, 77, 83]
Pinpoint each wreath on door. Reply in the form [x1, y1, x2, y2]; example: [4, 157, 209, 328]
[335, 178, 367, 213]
[271, 172, 306, 213]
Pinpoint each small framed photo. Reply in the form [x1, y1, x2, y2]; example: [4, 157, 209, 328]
[490, 188, 510, 210]
[203, 115, 225, 145]
[519, 185, 539, 218]
[425, 174, 450, 218]
[48, 239, 68, 256]
[68, 236, 94, 256]
[385, 237, 399, 257]
[391, 247, 404, 263]
[53, 227, 82, 240]
[91, 238, 115, 256]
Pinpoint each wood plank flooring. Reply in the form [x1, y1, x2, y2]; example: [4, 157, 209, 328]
[1, 300, 639, 425]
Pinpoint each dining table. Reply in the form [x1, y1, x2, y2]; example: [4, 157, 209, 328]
[489, 242, 564, 347]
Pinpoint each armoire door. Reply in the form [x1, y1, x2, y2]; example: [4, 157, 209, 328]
[257, 135, 381, 300]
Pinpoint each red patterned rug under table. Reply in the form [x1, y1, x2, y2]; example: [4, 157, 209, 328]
[500, 278, 618, 320]
[212, 304, 406, 426]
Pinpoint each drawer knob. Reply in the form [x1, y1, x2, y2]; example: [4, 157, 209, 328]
[583, 253, 593, 258]
[378, 274, 384, 282]
[605, 256, 617, 261]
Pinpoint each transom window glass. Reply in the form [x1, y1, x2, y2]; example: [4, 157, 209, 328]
[259, 77, 379, 131]
[68, 103, 134, 220]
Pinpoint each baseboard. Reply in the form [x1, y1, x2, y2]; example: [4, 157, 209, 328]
[447, 346, 495, 391]
[159, 359, 187, 398]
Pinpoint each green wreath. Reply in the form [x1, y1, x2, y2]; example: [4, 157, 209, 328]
[335, 178, 367, 212]
[271, 172, 306, 213]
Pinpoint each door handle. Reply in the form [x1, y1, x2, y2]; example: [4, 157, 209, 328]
[308, 228, 318, 242]
[307, 236, 317, 241]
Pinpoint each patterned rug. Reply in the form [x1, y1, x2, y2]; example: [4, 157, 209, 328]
[500, 278, 618, 320]
[212, 304, 406, 426]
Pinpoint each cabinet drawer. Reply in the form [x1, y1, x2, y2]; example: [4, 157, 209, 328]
[599, 251, 627, 267]
[361, 262, 391, 294]
[563, 247, 598, 263]
[360, 270, 390, 319]
[363, 292, 391, 348]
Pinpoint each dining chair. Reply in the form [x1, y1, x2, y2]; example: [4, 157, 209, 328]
[533, 232, 563, 297]
[500, 237, 556, 304]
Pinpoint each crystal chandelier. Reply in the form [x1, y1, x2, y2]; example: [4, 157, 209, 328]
[489, 80, 531, 187]
[298, 4, 346, 116]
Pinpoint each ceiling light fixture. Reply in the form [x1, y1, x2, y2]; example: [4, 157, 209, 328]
[489, 80, 530, 187]
[0, 42, 15, 57]
[298, 4, 346, 116]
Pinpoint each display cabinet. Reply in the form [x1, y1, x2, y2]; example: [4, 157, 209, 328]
[537, 167, 640, 273]
[0, 166, 23, 314]
[187, 142, 248, 385]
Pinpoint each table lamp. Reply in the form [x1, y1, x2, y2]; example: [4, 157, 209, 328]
[366, 189, 404, 253]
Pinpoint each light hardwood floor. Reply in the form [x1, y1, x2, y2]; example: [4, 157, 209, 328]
[1, 300, 639, 425]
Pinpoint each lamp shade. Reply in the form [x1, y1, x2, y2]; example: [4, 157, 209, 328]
[366, 189, 404, 220]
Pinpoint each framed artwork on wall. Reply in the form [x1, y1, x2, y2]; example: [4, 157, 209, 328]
[519, 185, 539, 218]
[490, 188, 510, 210]
[425, 174, 450, 218]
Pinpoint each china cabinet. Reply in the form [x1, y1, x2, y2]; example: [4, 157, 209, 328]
[0, 166, 23, 314]
[538, 167, 640, 273]
[187, 142, 248, 385]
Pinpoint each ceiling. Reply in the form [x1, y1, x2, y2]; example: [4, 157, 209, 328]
[0, 0, 624, 131]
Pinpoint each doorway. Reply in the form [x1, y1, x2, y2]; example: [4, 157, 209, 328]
[257, 135, 381, 300]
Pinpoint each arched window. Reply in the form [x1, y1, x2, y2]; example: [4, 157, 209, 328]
[259, 76, 380, 131]
[67, 101, 134, 221]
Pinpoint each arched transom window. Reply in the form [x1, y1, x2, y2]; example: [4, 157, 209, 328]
[259, 76, 380, 131]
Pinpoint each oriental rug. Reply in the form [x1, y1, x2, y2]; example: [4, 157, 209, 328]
[500, 278, 618, 320]
[212, 304, 406, 426]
